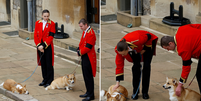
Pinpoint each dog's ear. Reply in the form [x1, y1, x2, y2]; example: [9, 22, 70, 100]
[24, 85, 26, 88]
[115, 94, 120, 100]
[100, 90, 107, 97]
[173, 79, 177, 85]
[106, 93, 111, 99]
[73, 72, 76, 75]
[66, 75, 69, 78]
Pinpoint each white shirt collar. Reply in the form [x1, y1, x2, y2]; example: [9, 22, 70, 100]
[128, 46, 132, 51]
[83, 26, 91, 38]
[42, 20, 47, 30]
[42, 20, 47, 23]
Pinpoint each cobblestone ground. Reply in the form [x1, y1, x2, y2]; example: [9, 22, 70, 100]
[0, 94, 14, 101]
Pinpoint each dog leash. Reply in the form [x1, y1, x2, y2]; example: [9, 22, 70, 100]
[131, 66, 142, 99]
[17, 53, 44, 85]
[118, 91, 129, 100]
[185, 74, 196, 89]
[70, 57, 81, 74]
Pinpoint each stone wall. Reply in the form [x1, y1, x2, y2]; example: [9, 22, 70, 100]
[0, 0, 7, 21]
[36, 0, 42, 20]
[42, 0, 86, 37]
[106, 0, 118, 13]
[11, 0, 20, 29]
[150, 0, 199, 23]
[13, 0, 20, 10]
[143, 0, 151, 15]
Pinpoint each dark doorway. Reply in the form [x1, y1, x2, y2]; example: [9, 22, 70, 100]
[20, 0, 28, 28]
[86, 0, 100, 24]
[6, 0, 11, 22]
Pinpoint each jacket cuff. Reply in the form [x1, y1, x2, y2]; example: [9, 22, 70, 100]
[77, 50, 82, 56]
[179, 77, 186, 83]
[116, 73, 124, 81]
[36, 43, 41, 49]
[42, 42, 48, 49]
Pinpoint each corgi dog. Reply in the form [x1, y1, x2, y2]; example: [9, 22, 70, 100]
[101, 85, 128, 101]
[45, 73, 76, 91]
[163, 77, 201, 101]
[0, 79, 29, 94]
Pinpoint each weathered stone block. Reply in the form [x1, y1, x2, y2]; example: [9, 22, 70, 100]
[141, 15, 154, 27]
[117, 11, 141, 27]
[149, 18, 179, 36]
[196, 15, 201, 24]
[19, 28, 34, 39]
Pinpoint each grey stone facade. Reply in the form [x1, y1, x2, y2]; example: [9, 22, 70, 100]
[36, 0, 42, 20]
[143, 0, 151, 15]
[13, 0, 20, 10]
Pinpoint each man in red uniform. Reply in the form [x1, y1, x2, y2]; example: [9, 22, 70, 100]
[113, 30, 158, 100]
[161, 24, 201, 97]
[77, 18, 96, 101]
[34, 10, 55, 87]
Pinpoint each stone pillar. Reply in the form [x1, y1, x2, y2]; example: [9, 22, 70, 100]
[27, 0, 33, 32]
[20, 0, 28, 28]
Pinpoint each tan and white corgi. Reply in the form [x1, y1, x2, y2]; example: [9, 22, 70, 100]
[163, 77, 201, 101]
[45, 73, 76, 91]
[0, 79, 29, 94]
[101, 85, 128, 101]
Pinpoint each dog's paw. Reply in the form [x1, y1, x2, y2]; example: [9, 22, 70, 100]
[66, 87, 70, 91]
[45, 87, 48, 90]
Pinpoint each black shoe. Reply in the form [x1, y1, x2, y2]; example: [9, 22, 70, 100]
[38, 82, 46, 86]
[79, 93, 88, 98]
[82, 96, 94, 101]
[131, 94, 138, 100]
[43, 84, 50, 88]
[142, 93, 149, 99]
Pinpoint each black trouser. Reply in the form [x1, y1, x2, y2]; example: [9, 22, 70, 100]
[196, 54, 201, 94]
[81, 54, 94, 97]
[131, 42, 155, 94]
[38, 45, 54, 84]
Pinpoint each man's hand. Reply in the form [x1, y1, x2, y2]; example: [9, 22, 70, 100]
[38, 45, 44, 53]
[140, 50, 146, 55]
[77, 49, 81, 56]
[113, 81, 120, 91]
[176, 83, 183, 96]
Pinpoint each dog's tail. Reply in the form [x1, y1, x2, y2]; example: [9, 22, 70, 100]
[0, 82, 4, 86]
[100, 90, 107, 97]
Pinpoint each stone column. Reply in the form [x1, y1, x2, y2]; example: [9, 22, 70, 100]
[27, 0, 33, 32]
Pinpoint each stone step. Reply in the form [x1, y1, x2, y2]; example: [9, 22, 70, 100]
[141, 15, 155, 28]
[149, 18, 179, 36]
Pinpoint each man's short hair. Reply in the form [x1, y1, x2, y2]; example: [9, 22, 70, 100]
[160, 36, 174, 47]
[79, 18, 88, 25]
[117, 38, 128, 51]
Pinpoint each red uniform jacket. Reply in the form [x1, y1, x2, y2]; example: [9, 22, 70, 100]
[78, 27, 97, 77]
[34, 19, 55, 66]
[175, 24, 201, 83]
[115, 30, 158, 80]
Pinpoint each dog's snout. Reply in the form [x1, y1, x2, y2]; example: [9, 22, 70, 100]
[163, 85, 165, 88]
[25, 91, 29, 94]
